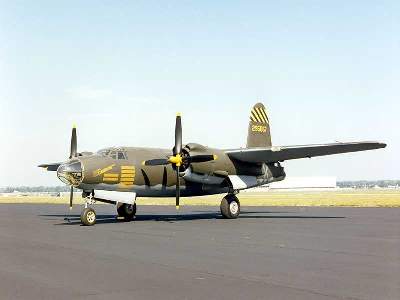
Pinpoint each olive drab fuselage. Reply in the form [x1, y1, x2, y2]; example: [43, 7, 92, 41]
[73, 144, 284, 197]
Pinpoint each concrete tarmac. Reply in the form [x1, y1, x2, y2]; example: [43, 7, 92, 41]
[0, 204, 399, 300]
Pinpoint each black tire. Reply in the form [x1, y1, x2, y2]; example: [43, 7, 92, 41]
[81, 207, 96, 226]
[117, 203, 137, 221]
[220, 194, 240, 219]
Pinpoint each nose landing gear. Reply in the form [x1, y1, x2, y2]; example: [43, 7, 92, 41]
[80, 193, 97, 226]
[220, 194, 240, 219]
[79, 191, 137, 226]
[81, 207, 97, 226]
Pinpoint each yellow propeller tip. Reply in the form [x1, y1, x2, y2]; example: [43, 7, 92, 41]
[69, 206, 72, 210]
[176, 112, 181, 117]
[176, 205, 180, 210]
[141, 161, 146, 166]
[72, 123, 77, 129]
[213, 154, 218, 160]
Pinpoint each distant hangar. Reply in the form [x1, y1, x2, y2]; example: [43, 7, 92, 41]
[250, 177, 337, 191]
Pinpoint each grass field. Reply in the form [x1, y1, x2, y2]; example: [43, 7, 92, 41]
[1, 189, 400, 207]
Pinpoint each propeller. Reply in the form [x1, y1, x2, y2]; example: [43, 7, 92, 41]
[172, 113, 183, 210]
[68, 125, 77, 210]
[69, 186, 74, 209]
[70, 125, 77, 159]
[38, 124, 83, 213]
[142, 113, 217, 210]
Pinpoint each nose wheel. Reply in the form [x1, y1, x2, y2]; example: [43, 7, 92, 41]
[81, 207, 96, 226]
[220, 194, 240, 219]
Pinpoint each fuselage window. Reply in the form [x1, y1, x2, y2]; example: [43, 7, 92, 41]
[118, 152, 126, 160]
[110, 151, 117, 159]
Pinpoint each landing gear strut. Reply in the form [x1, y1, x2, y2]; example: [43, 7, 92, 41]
[117, 203, 137, 221]
[220, 194, 240, 219]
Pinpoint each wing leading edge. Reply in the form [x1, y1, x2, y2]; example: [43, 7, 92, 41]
[225, 142, 386, 163]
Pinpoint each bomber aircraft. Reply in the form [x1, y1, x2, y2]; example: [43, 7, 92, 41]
[39, 103, 386, 225]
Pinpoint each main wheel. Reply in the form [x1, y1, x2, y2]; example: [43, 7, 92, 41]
[220, 194, 240, 219]
[117, 203, 137, 221]
[81, 207, 96, 226]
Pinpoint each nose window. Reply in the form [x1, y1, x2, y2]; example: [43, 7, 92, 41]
[57, 160, 83, 186]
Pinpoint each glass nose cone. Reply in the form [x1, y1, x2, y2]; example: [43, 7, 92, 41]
[57, 160, 83, 186]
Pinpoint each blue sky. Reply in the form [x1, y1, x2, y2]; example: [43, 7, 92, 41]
[0, 1, 398, 186]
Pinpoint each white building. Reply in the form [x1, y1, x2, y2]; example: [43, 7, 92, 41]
[248, 176, 337, 191]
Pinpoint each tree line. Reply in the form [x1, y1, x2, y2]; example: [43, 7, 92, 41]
[1, 180, 399, 193]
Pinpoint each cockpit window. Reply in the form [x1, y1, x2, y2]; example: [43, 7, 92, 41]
[110, 151, 117, 159]
[97, 149, 110, 157]
[97, 148, 127, 159]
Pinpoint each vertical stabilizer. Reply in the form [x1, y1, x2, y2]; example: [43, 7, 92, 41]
[246, 103, 272, 148]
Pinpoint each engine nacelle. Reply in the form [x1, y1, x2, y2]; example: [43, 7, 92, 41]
[180, 168, 225, 185]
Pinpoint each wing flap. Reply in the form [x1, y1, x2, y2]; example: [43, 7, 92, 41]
[226, 142, 386, 163]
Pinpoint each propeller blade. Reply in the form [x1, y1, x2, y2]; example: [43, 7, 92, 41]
[175, 169, 180, 210]
[142, 158, 169, 166]
[69, 186, 73, 210]
[70, 125, 77, 159]
[190, 154, 218, 163]
[174, 113, 182, 156]
[38, 163, 61, 171]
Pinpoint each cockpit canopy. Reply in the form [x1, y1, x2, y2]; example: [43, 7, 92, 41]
[97, 147, 128, 160]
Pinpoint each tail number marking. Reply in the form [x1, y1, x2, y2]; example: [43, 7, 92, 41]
[252, 125, 267, 133]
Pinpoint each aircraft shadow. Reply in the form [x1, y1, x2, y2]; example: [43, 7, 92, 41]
[40, 211, 345, 226]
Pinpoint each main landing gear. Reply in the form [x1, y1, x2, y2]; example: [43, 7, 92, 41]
[117, 203, 137, 221]
[220, 194, 240, 219]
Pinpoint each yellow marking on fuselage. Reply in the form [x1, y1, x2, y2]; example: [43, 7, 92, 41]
[121, 166, 134, 169]
[103, 173, 119, 177]
[103, 178, 119, 182]
[93, 164, 116, 177]
[121, 171, 135, 175]
[120, 166, 135, 184]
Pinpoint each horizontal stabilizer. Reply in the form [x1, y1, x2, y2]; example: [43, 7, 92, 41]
[226, 142, 386, 163]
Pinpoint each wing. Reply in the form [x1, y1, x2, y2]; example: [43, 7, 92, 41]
[225, 141, 386, 163]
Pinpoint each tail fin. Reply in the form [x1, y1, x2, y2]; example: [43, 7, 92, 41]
[246, 103, 272, 148]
